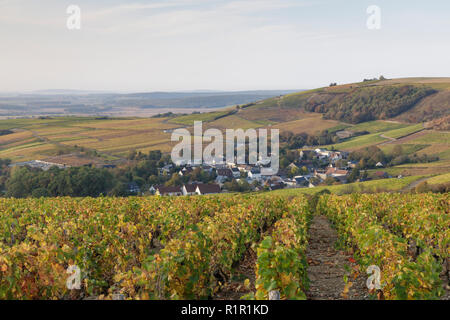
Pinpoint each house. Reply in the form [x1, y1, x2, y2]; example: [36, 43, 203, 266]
[155, 185, 183, 196]
[269, 183, 285, 191]
[294, 176, 309, 187]
[330, 152, 343, 162]
[315, 148, 332, 159]
[374, 171, 389, 179]
[264, 176, 284, 187]
[334, 175, 348, 184]
[9, 160, 67, 171]
[178, 166, 194, 176]
[284, 178, 297, 187]
[375, 162, 384, 168]
[336, 130, 354, 139]
[260, 167, 278, 180]
[196, 184, 221, 195]
[237, 164, 252, 173]
[248, 167, 261, 180]
[231, 167, 241, 178]
[347, 161, 358, 169]
[159, 164, 173, 175]
[263, 178, 285, 191]
[201, 165, 213, 173]
[268, 176, 284, 184]
[314, 169, 328, 180]
[216, 168, 233, 182]
[182, 184, 198, 196]
[326, 167, 348, 177]
[127, 182, 141, 194]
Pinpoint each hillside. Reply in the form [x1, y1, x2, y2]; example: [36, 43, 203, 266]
[0, 77, 448, 183]
[224, 77, 450, 126]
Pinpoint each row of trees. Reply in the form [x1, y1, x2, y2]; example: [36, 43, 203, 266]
[293, 85, 436, 124]
[6, 166, 114, 198]
[279, 130, 339, 149]
[319, 86, 436, 123]
[1, 146, 226, 198]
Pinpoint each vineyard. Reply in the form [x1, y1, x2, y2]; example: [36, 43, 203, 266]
[0, 192, 448, 300]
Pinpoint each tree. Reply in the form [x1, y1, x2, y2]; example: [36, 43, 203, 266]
[108, 182, 128, 197]
[127, 150, 137, 160]
[32, 188, 50, 198]
[392, 145, 403, 158]
[347, 168, 360, 183]
[415, 181, 429, 193]
[288, 166, 300, 178]
[300, 166, 309, 175]
[323, 177, 338, 186]
[165, 173, 182, 187]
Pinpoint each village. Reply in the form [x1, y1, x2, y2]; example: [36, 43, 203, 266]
[7, 145, 397, 198]
[148, 147, 392, 196]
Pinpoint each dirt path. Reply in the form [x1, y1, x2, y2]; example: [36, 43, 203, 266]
[378, 133, 397, 145]
[306, 215, 369, 300]
[214, 246, 257, 300]
[401, 176, 429, 192]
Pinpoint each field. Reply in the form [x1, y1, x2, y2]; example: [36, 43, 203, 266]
[0, 111, 343, 162]
[273, 175, 428, 196]
[0, 78, 448, 169]
[325, 123, 425, 151]
[0, 117, 182, 162]
[0, 192, 447, 300]
[426, 173, 450, 185]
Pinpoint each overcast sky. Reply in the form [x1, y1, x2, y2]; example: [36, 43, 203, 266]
[0, 0, 449, 92]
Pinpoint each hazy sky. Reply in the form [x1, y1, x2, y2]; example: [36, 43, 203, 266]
[0, 0, 449, 92]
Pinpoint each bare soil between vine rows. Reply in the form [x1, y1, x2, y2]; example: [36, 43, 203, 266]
[305, 215, 370, 300]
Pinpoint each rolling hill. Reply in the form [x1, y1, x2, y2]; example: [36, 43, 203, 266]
[0, 77, 448, 184]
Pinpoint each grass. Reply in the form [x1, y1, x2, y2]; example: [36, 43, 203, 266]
[382, 124, 424, 139]
[272, 115, 341, 135]
[325, 132, 387, 150]
[0, 117, 178, 161]
[405, 131, 450, 144]
[379, 144, 427, 156]
[272, 175, 427, 196]
[426, 173, 450, 185]
[169, 111, 233, 126]
[348, 120, 409, 133]
[397, 159, 450, 168]
[324, 123, 426, 151]
[206, 115, 262, 130]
